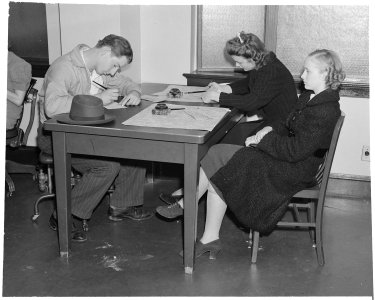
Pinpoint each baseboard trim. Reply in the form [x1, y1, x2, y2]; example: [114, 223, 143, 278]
[330, 173, 371, 182]
[327, 173, 371, 200]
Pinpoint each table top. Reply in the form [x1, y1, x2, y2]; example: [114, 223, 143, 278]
[44, 83, 241, 144]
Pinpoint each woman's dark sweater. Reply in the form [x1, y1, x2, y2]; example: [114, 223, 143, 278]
[219, 52, 298, 124]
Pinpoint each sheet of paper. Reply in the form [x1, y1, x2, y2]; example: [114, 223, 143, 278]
[151, 85, 207, 103]
[122, 104, 230, 131]
[105, 102, 126, 109]
[141, 94, 167, 103]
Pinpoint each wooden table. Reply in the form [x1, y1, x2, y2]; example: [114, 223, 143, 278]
[44, 83, 242, 274]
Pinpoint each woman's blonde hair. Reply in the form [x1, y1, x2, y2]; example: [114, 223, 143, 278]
[308, 49, 346, 90]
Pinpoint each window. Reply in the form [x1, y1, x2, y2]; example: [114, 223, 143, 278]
[8, 2, 50, 77]
[197, 5, 369, 84]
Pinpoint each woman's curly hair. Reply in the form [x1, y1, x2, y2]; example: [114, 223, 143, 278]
[308, 49, 346, 90]
[225, 31, 269, 70]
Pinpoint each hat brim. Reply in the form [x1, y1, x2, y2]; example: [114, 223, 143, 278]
[56, 113, 115, 125]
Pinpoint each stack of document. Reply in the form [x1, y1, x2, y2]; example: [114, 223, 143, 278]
[141, 85, 207, 103]
[122, 104, 230, 131]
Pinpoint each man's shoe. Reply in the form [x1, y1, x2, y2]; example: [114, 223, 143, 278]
[156, 202, 183, 219]
[108, 206, 153, 221]
[48, 213, 87, 243]
[159, 192, 183, 205]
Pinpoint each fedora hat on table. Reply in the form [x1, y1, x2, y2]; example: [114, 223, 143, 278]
[56, 94, 115, 125]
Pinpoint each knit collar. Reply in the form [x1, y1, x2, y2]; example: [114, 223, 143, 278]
[298, 89, 339, 110]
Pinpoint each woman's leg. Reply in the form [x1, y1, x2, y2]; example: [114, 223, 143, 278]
[178, 167, 209, 208]
[200, 182, 227, 244]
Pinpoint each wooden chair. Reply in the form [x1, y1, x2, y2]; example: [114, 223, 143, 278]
[6, 78, 38, 196]
[249, 112, 345, 266]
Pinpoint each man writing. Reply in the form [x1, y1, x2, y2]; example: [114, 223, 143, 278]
[38, 34, 152, 242]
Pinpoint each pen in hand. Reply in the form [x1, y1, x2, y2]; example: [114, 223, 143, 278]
[93, 81, 108, 90]
[94, 81, 125, 103]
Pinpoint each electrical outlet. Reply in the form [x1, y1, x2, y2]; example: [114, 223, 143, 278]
[361, 145, 370, 161]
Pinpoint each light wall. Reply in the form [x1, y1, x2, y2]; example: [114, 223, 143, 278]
[24, 4, 370, 178]
[140, 5, 192, 84]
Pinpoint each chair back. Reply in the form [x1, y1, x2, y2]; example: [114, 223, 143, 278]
[316, 111, 345, 212]
[6, 78, 38, 147]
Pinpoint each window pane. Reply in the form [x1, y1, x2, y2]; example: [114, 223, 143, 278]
[276, 6, 369, 80]
[200, 5, 265, 69]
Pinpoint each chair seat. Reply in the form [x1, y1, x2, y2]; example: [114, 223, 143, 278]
[6, 127, 19, 139]
[294, 185, 319, 198]
[39, 152, 54, 165]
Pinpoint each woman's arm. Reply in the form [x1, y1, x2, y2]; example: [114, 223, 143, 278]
[256, 105, 339, 162]
[228, 75, 251, 94]
[218, 67, 283, 112]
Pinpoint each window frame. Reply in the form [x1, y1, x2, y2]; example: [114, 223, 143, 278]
[196, 5, 278, 72]
[194, 5, 369, 98]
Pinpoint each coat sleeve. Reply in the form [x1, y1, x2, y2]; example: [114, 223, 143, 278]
[218, 66, 284, 113]
[43, 64, 75, 118]
[104, 72, 141, 96]
[256, 104, 339, 162]
[227, 75, 251, 94]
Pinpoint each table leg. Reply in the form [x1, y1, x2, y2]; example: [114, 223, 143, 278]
[183, 143, 199, 274]
[52, 132, 72, 257]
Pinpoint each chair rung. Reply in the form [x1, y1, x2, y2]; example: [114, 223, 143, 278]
[288, 203, 312, 209]
[277, 221, 316, 228]
[294, 189, 319, 198]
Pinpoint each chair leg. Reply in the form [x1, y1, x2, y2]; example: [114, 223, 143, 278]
[315, 217, 325, 266]
[308, 202, 316, 243]
[292, 203, 302, 223]
[31, 193, 55, 221]
[249, 230, 260, 263]
[5, 171, 15, 197]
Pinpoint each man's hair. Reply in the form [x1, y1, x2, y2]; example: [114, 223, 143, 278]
[96, 34, 133, 63]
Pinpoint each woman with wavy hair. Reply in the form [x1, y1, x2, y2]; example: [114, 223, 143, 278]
[161, 49, 345, 261]
[203, 31, 298, 143]
[157, 31, 298, 217]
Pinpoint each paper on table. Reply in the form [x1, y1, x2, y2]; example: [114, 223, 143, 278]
[152, 85, 206, 103]
[141, 94, 167, 103]
[105, 102, 126, 109]
[122, 104, 230, 131]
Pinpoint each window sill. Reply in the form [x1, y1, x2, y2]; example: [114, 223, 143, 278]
[183, 71, 369, 98]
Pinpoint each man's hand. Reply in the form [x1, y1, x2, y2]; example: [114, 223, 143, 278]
[97, 88, 119, 105]
[202, 91, 220, 103]
[120, 91, 141, 106]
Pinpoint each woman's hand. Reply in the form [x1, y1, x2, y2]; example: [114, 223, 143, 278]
[120, 91, 141, 106]
[255, 126, 273, 141]
[245, 135, 259, 147]
[208, 82, 232, 94]
[202, 90, 220, 103]
[245, 126, 273, 146]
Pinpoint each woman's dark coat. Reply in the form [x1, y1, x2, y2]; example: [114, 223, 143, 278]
[219, 52, 298, 124]
[210, 89, 341, 234]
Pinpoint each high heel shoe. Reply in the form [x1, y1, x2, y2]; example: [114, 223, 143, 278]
[179, 239, 222, 260]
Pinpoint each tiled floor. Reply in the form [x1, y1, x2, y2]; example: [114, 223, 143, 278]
[2, 170, 373, 296]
